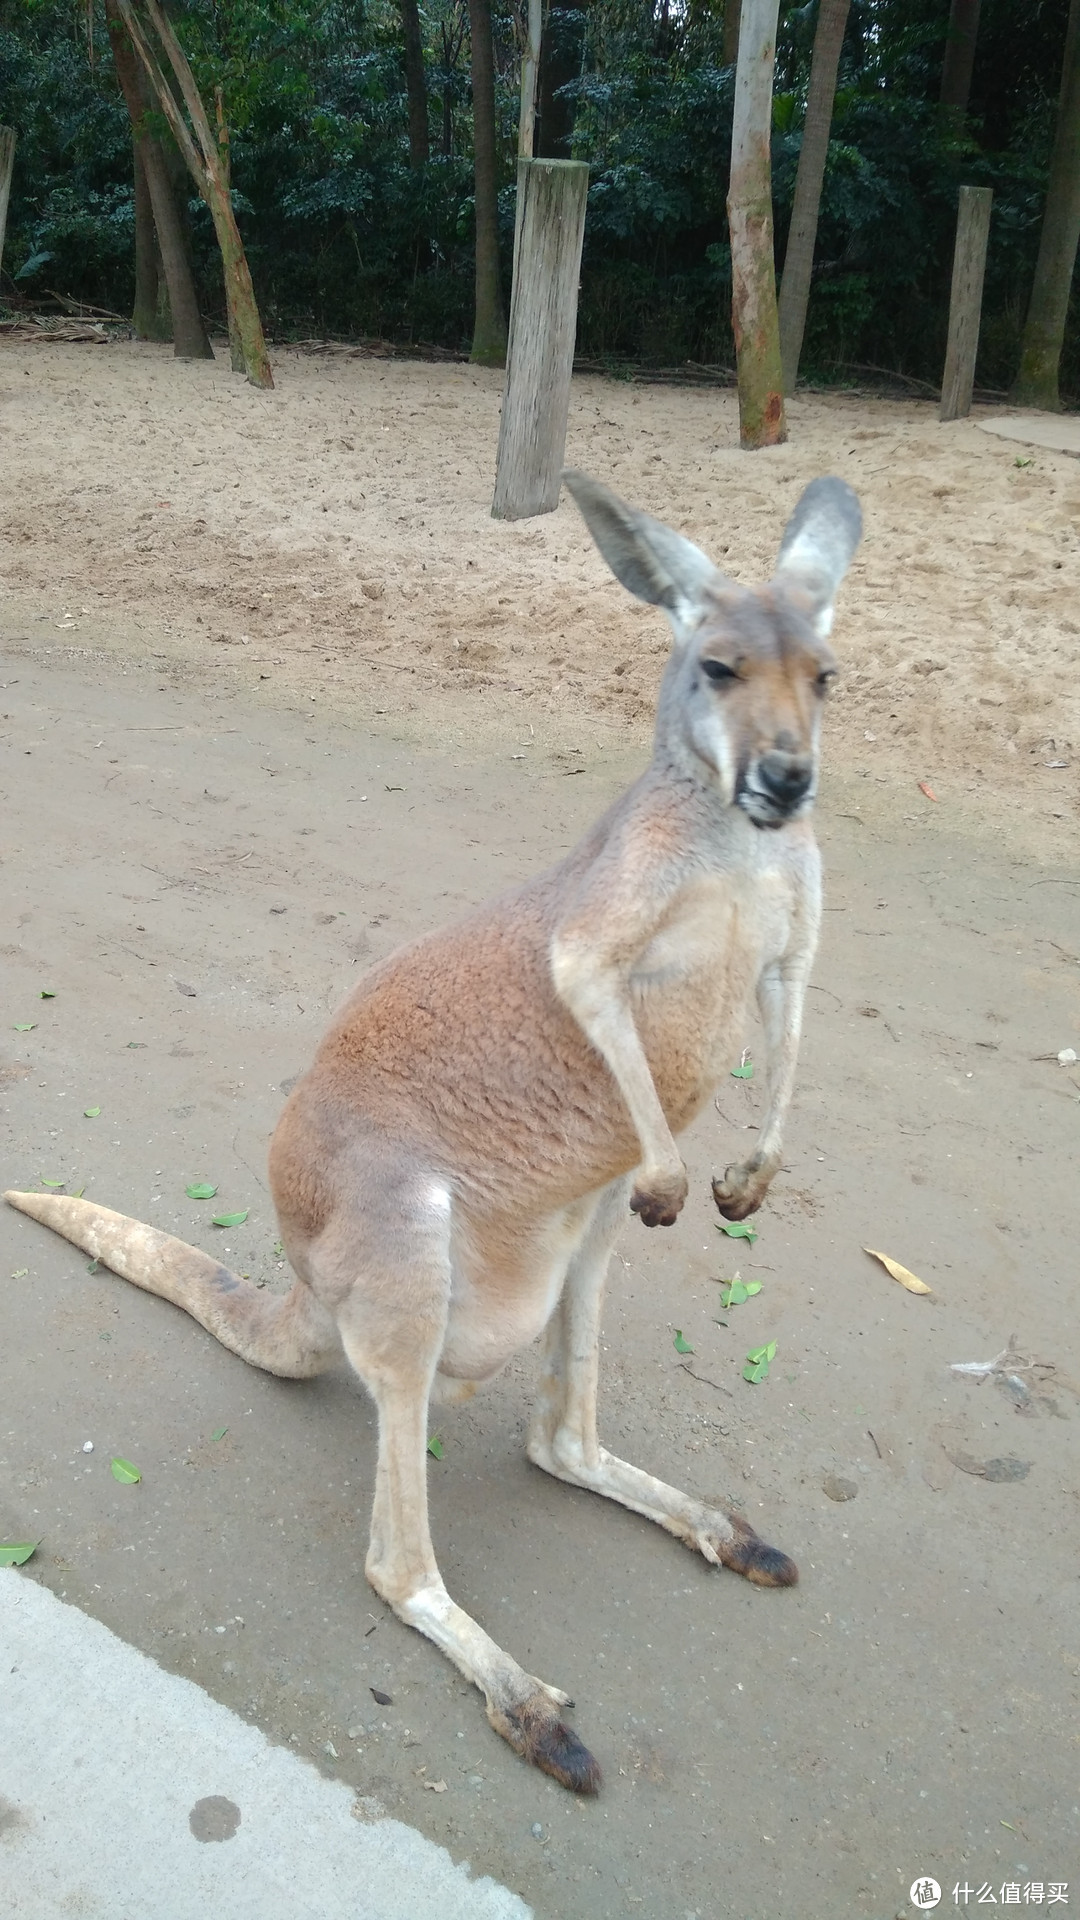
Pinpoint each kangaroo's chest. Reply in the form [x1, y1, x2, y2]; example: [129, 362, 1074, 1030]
[629, 867, 800, 1125]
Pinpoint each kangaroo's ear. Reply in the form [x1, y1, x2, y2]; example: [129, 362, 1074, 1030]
[773, 477, 862, 638]
[563, 470, 726, 644]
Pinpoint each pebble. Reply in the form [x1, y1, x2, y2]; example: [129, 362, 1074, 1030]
[1058, 1047, 1077, 1065]
[823, 1473, 858, 1502]
[82, 1441, 94, 1453]
[531, 1822, 543, 1840]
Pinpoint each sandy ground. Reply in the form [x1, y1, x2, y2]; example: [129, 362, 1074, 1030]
[1, 344, 1080, 1918]
[0, 341, 1077, 853]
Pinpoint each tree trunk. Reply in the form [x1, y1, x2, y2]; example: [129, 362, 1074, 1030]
[468, 0, 507, 366]
[106, 0, 212, 359]
[1011, 0, 1080, 409]
[0, 126, 15, 285]
[115, 0, 273, 388]
[535, 1, 588, 159]
[518, 0, 543, 159]
[400, 0, 430, 167]
[777, 0, 850, 394]
[723, 0, 740, 70]
[214, 85, 243, 371]
[728, 0, 786, 448]
[132, 138, 172, 339]
[939, 0, 982, 116]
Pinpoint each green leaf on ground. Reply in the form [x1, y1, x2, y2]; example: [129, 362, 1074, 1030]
[212, 1210, 248, 1228]
[14, 1023, 35, 1032]
[39, 989, 56, 999]
[426, 1435, 444, 1459]
[673, 1329, 694, 1354]
[71, 1188, 85, 1199]
[718, 1219, 757, 1243]
[743, 1341, 777, 1384]
[39, 1178, 64, 1190]
[211, 1427, 228, 1442]
[273, 1240, 283, 1256]
[0, 1542, 38, 1566]
[729, 1063, 754, 1080]
[110, 1458, 141, 1483]
[84, 1106, 100, 1118]
[87, 1259, 100, 1275]
[720, 1279, 763, 1308]
[126, 1041, 146, 1048]
[186, 1182, 218, 1200]
[11, 1269, 28, 1279]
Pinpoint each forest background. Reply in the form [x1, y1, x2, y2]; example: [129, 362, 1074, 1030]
[1, 0, 1077, 401]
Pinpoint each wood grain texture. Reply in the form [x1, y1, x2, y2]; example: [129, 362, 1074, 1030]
[492, 158, 589, 521]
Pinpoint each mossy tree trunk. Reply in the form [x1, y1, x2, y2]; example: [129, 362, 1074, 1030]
[1011, 0, 1080, 409]
[728, 0, 786, 448]
[468, 0, 507, 366]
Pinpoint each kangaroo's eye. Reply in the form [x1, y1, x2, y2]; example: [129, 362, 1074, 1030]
[701, 659, 738, 684]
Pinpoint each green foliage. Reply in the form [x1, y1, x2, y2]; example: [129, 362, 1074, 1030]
[0, 0, 1075, 392]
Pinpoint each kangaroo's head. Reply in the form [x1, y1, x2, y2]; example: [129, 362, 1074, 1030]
[564, 471, 862, 829]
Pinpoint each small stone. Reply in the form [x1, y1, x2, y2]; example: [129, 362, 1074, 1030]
[823, 1473, 858, 1502]
[1058, 1047, 1077, 1065]
[531, 1822, 544, 1839]
[323, 1741, 338, 1758]
[347, 1725, 364, 1740]
[82, 1441, 94, 1453]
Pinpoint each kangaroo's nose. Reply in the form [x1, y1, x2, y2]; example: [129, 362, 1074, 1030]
[757, 752, 813, 806]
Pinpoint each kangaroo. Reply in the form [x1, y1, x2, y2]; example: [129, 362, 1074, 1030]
[6, 470, 861, 1793]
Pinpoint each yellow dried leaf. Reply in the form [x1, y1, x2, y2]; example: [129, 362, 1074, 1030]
[863, 1247, 933, 1295]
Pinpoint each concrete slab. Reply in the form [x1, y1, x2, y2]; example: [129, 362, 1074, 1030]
[975, 410, 1080, 454]
[0, 1572, 530, 1920]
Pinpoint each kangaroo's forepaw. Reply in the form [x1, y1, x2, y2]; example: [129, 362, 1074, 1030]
[488, 1690, 602, 1794]
[715, 1513, 798, 1587]
[630, 1165, 688, 1229]
[711, 1155, 775, 1222]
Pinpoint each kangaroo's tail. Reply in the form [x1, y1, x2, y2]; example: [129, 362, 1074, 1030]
[4, 1191, 338, 1379]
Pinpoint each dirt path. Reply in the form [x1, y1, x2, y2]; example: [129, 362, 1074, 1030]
[2, 641, 1078, 1918]
[1, 345, 1079, 1917]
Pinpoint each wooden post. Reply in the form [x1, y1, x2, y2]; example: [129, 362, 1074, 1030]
[0, 127, 15, 286]
[940, 185, 993, 421]
[492, 158, 589, 522]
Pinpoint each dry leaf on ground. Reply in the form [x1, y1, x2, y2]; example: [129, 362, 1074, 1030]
[864, 1247, 933, 1295]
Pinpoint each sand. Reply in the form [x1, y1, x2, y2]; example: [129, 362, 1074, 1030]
[1, 341, 1077, 851]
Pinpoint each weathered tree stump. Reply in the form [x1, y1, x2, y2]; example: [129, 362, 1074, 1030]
[492, 157, 589, 522]
[940, 184, 993, 422]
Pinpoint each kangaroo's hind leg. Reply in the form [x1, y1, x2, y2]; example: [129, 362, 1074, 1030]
[527, 1176, 798, 1587]
[317, 1164, 602, 1793]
